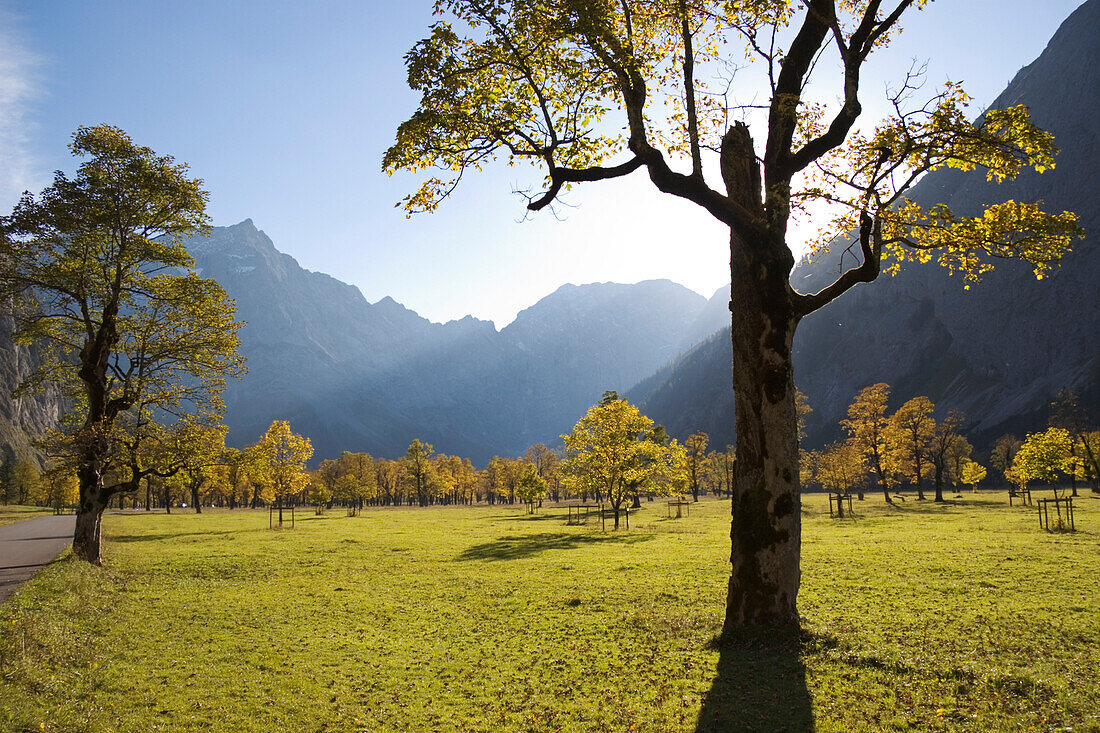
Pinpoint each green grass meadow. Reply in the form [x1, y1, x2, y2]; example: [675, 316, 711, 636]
[1, 494, 1098, 732]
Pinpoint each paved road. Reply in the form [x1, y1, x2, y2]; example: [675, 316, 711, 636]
[0, 515, 75, 605]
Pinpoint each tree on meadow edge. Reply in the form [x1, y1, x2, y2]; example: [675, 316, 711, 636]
[404, 439, 437, 507]
[842, 383, 892, 503]
[1049, 389, 1099, 496]
[816, 441, 865, 515]
[926, 409, 965, 503]
[384, 1, 1080, 627]
[0, 126, 245, 562]
[990, 435, 1023, 488]
[561, 394, 683, 529]
[42, 462, 80, 512]
[516, 463, 549, 509]
[253, 420, 314, 523]
[960, 459, 986, 492]
[163, 423, 228, 514]
[944, 432, 974, 495]
[10, 459, 41, 506]
[337, 451, 377, 508]
[375, 458, 405, 506]
[1012, 427, 1073, 496]
[524, 443, 561, 502]
[684, 431, 709, 502]
[886, 396, 935, 500]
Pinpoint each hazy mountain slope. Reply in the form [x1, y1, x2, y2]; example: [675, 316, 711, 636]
[0, 215, 715, 465]
[183, 220, 445, 460]
[357, 280, 708, 460]
[633, 0, 1100, 451]
[628, 330, 735, 441]
[679, 286, 732, 349]
[181, 222, 713, 462]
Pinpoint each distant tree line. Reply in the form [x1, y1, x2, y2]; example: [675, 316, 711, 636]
[800, 385, 1099, 501]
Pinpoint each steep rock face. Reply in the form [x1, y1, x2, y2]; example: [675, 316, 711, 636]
[633, 0, 1100, 451]
[0, 314, 65, 463]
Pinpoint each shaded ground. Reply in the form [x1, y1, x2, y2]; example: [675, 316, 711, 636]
[0, 515, 74, 604]
[696, 628, 815, 732]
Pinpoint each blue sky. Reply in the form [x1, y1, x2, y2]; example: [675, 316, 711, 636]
[0, 1, 1083, 326]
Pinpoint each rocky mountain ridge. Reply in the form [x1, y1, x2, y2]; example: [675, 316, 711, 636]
[178, 221, 724, 463]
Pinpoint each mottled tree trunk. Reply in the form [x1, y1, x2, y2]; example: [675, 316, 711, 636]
[725, 235, 802, 628]
[73, 463, 109, 564]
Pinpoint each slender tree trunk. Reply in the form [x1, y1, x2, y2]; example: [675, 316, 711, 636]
[191, 480, 202, 514]
[725, 237, 801, 628]
[874, 458, 892, 504]
[1076, 439, 1099, 494]
[933, 464, 944, 502]
[1069, 447, 1078, 497]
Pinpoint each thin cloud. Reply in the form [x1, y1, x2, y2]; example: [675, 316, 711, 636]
[0, 6, 42, 209]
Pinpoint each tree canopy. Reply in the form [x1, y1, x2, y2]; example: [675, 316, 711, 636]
[253, 420, 314, 508]
[1012, 427, 1073, 492]
[0, 125, 245, 562]
[385, 0, 1079, 287]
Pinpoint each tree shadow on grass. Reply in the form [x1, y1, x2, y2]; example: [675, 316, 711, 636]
[456, 532, 654, 561]
[695, 627, 817, 733]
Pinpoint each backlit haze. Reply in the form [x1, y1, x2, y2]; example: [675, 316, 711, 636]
[0, 1, 1080, 326]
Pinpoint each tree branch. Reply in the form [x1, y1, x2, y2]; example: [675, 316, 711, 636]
[795, 211, 882, 316]
[527, 157, 645, 211]
[680, 1, 703, 180]
[764, 0, 834, 179]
